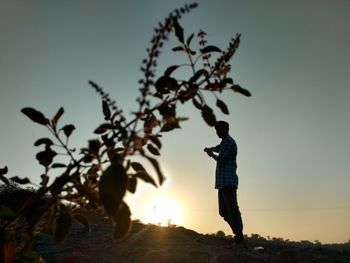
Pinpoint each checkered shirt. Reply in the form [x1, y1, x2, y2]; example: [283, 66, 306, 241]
[209, 135, 238, 189]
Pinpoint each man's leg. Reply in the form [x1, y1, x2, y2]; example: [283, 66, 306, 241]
[220, 187, 244, 242]
[218, 188, 230, 222]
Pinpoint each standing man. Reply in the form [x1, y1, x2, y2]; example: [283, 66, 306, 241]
[204, 121, 245, 246]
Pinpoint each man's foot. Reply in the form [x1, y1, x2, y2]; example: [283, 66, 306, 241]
[225, 235, 248, 249]
[233, 235, 248, 249]
[233, 235, 244, 244]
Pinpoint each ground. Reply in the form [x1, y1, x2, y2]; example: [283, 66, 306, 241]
[34, 221, 350, 263]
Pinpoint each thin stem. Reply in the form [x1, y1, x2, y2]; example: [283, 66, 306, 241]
[185, 46, 196, 75]
[193, 53, 208, 66]
[47, 125, 79, 166]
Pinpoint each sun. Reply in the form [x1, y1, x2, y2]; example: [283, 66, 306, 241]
[141, 195, 183, 227]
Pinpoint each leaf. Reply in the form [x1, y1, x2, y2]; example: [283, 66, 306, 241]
[189, 69, 207, 83]
[25, 198, 48, 226]
[102, 100, 111, 120]
[0, 166, 9, 185]
[201, 105, 217, 127]
[164, 65, 179, 77]
[224, 78, 233, 84]
[73, 214, 91, 232]
[52, 107, 64, 126]
[51, 163, 67, 168]
[50, 173, 70, 196]
[158, 104, 176, 117]
[0, 175, 9, 185]
[88, 80, 99, 89]
[144, 115, 159, 134]
[160, 122, 180, 132]
[149, 135, 162, 149]
[94, 123, 115, 134]
[186, 33, 195, 47]
[155, 76, 178, 94]
[142, 153, 165, 185]
[101, 134, 115, 148]
[62, 124, 75, 137]
[216, 99, 229, 114]
[114, 147, 125, 153]
[131, 162, 146, 172]
[205, 82, 225, 91]
[82, 154, 94, 164]
[231, 85, 251, 97]
[178, 89, 198, 103]
[34, 138, 54, 147]
[112, 202, 132, 242]
[54, 212, 72, 243]
[89, 139, 101, 154]
[0, 205, 14, 217]
[0, 166, 8, 176]
[21, 107, 49, 125]
[135, 171, 157, 188]
[178, 117, 189, 122]
[173, 19, 184, 43]
[201, 45, 222, 54]
[172, 46, 185, 52]
[99, 163, 127, 216]
[36, 148, 57, 167]
[147, 144, 160, 156]
[127, 176, 137, 194]
[192, 97, 203, 110]
[10, 176, 31, 185]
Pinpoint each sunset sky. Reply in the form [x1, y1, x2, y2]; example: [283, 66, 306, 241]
[1, 0, 349, 243]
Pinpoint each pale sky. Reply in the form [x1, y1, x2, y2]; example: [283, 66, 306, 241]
[1, 0, 349, 243]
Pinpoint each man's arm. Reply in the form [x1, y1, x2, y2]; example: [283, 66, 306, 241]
[204, 146, 219, 160]
[207, 151, 218, 160]
[205, 139, 231, 163]
[204, 144, 221, 153]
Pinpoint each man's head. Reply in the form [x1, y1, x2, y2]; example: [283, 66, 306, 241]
[215, 121, 229, 139]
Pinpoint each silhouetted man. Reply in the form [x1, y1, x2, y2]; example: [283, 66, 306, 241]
[204, 121, 245, 246]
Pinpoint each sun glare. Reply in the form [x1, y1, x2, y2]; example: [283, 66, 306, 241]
[141, 196, 183, 227]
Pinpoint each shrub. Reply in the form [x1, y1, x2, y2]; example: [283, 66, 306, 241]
[0, 3, 249, 262]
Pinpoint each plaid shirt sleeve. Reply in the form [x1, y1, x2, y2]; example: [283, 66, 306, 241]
[209, 144, 221, 153]
[214, 135, 238, 189]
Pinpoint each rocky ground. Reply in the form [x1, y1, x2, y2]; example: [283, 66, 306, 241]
[34, 221, 350, 263]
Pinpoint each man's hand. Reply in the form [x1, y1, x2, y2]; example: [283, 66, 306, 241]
[204, 147, 214, 157]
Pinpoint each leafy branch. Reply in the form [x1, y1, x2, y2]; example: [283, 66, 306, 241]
[0, 3, 251, 262]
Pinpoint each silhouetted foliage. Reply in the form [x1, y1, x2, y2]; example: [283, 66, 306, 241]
[216, 230, 226, 238]
[0, 3, 250, 262]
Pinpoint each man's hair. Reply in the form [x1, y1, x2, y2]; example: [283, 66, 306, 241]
[215, 121, 229, 130]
